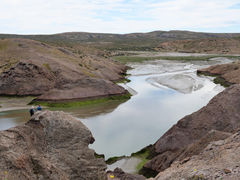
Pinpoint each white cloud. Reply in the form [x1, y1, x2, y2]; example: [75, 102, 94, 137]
[0, 0, 239, 34]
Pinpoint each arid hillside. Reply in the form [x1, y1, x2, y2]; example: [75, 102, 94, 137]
[0, 38, 128, 102]
[1, 30, 240, 51]
[157, 38, 240, 54]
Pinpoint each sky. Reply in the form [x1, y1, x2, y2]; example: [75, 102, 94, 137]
[0, 0, 240, 34]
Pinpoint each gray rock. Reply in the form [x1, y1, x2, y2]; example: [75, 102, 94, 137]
[154, 132, 240, 180]
[0, 111, 107, 180]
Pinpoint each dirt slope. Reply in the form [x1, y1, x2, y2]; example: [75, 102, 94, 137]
[0, 38, 128, 101]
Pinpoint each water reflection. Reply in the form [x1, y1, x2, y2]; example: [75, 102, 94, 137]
[51, 99, 128, 119]
[0, 110, 29, 130]
[82, 72, 223, 158]
[0, 99, 127, 131]
[0, 59, 226, 159]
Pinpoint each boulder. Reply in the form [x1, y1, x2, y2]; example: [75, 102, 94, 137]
[0, 111, 107, 180]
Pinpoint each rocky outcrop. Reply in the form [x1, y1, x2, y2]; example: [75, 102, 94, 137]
[35, 78, 128, 102]
[0, 62, 55, 96]
[0, 38, 128, 101]
[141, 84, 240, 176]
[175, 129, 232, 161]
[197, 61, 240, 85]
[0, 111, 107, 180]
[152, 131, 240, 180]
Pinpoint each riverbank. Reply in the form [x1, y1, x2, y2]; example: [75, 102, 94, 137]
[30, 93, 131, 108]
[0, 56, 227, 158]
[136, 59, 240, 179]
[106, 60, 240, 179]
[113, 51, 240, 64]
[0, 96, 35, 112]
[1, 53, 238, 179]
[146, 84, 240, 179]
[197, 60, 240, 86]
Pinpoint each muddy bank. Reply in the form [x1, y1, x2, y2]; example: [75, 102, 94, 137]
[0, 110, 107, 180]
[197, 60, 240, 86]
[0, 96, 35, 112]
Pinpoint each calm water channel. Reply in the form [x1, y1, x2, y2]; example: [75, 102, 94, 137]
[0, 58, 230, 159]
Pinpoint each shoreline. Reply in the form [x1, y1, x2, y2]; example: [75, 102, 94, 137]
[0, 93, 131, 112]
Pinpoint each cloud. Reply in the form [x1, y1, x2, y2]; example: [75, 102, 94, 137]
[0, 0, 239, 34]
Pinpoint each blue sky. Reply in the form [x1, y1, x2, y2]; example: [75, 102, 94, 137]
[0, 0, 240, 34]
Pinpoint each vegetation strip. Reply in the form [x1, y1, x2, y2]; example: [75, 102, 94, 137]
[106, 145, 152, 174]
[197, 71, 233, 87]
[29, 93, 131, 108]
[114, 78, 131, 84]
[113, 55, 240, 64]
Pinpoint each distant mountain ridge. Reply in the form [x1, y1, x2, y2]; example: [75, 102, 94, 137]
[0, 30, 240, 52]
[1, 30, 240, 42]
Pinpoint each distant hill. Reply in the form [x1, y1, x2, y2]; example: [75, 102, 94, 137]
[157, 37, 240, 54]
[0, 30, 240, 51]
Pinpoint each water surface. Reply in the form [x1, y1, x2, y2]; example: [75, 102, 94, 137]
[0, 58, 228, 159]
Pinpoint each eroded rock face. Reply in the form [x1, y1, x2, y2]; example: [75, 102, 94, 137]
[0, 111, 107, 180]
[153, 132, 240, 180]
[36, 78, 127, 102]
[198, 61, 240, 85]
[0, 38, 128, 101]
[0, 62, 55, 96]
[142, 84, 240, 176]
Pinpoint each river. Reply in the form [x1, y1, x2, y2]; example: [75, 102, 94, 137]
[0, 57, 231, 160]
